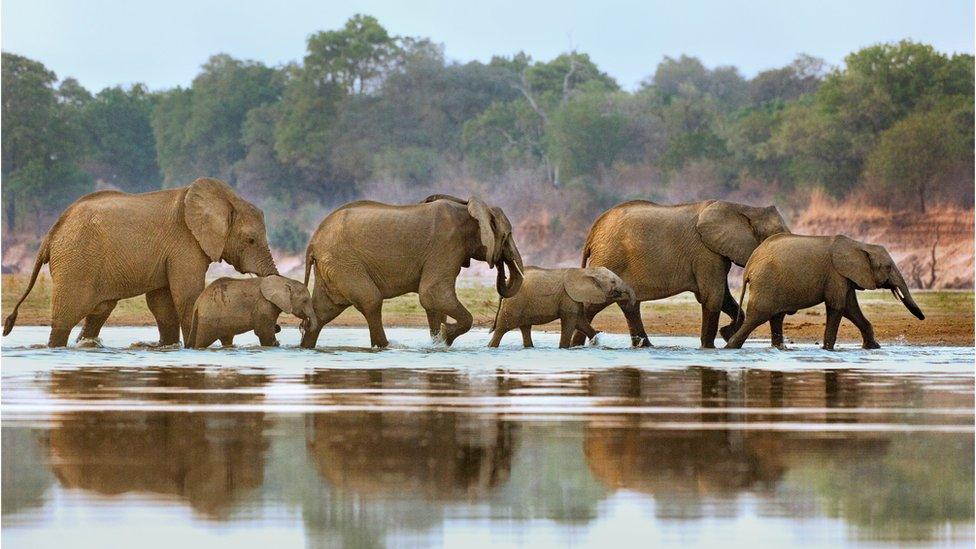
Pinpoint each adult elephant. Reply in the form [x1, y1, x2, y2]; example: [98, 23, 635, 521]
[300, 194, 524, 348]
[573, 200, 790, 348]
[3, 177, 278, 347]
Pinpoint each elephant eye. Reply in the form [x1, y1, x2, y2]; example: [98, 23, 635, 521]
[247, 237, 256, 245]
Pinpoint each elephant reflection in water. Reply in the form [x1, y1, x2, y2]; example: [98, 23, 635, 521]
[43, 367, 271, 519]
[304, 369, 514, 500]
[580, 366, 973, 539]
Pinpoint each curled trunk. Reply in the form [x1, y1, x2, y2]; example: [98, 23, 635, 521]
[496, 242, 525, 298]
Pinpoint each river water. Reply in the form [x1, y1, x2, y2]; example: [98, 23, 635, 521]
[2, 326, 973, 548]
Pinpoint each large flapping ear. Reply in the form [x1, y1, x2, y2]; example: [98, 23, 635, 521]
[830, 236, 878, 290]
[695, 201, 760, 267]
[184, 177, 234, 262]
[467, 196, 497, 267]
[565, 269, 609, 304]
[260, 275, 294, 314]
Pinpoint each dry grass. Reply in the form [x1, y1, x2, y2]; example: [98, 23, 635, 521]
[3, 274, 971, 345]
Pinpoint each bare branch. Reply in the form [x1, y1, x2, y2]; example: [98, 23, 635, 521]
[562, 54, 578, 105]
[515, 71, 548, 124]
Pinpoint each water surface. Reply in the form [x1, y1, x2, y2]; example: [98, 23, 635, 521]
[2, 327, 973, 548]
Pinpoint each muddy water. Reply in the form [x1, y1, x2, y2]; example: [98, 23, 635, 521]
[2, 326, 973, 548]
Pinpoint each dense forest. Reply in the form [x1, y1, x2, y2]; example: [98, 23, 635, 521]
[2, 15, 973, 259]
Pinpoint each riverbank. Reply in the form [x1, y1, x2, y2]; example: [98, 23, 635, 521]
[2, 274, 972, 346]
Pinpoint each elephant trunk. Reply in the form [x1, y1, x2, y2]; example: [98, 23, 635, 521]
[892, 276, 925, 320]
[249, 247, 278, 277]
[301, 303, 318, 335]
[496, 241, 524, 298]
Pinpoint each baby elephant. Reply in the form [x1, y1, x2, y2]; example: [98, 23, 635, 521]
[188, 275, 317, 348]
[489, 266, 636, 348]
[726, 234, 924, 350]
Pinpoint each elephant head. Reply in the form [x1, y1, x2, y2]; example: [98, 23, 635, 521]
[829, 236, 925, 320]
[466, 197, 525, 298]
[184, 177, 277, 277]
[566, 267, 637, 306]
[696, 201, 791, 267]
[260, 275, 318, 333]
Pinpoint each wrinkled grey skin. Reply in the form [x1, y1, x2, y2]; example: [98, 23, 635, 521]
[187, 275, 316, 348]
[489, 266, 636, 348]
[573, 199, 790, 348]
[726, 234, 924, 350]
[3, 177, 277, 347]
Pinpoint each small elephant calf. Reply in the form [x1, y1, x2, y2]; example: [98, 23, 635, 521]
[489, 266, 636, 348]
[725, 234, 924, 350]
[188, 275, 317, 348]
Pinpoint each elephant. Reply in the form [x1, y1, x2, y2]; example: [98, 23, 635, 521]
[300, 194, 524, 348]
[725, 234, 924, 350]
[572, 199, 790, 348]
[488, 266, 636, 348]
[187, 275, 317, 348]
[3, 177, 277, 347]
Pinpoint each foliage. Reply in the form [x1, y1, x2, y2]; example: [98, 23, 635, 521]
[1, 19, 973, 244]
[269, 218, 310, 254]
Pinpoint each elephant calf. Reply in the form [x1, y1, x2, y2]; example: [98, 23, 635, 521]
[726, 234, 924, 350]
[489, 267, 636, 348]
[187, 275, 317, 349]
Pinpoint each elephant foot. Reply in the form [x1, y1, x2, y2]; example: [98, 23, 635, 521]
[862, 340, 881, 349]
[719, 324, 737, 342]
[588, 332, 602, 346]
[76, 336, 104, 349]
[631, 336, 652, 347]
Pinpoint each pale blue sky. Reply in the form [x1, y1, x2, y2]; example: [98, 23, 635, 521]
[3, 0, 973, 92]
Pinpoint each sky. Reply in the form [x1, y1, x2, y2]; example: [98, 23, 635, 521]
[2, 0, 973, 92]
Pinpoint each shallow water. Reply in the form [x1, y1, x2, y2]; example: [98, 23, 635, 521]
[2, 326, 973, 548]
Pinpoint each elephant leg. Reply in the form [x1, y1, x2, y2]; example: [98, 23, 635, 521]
[574, 312, 599, 346]
[719, 285, 742, 342]
[78, 299, 118, 340]
[700, 306, 722, 349]
[419, 279, 472, 347]
[620, 300, 651, 347]
[725, 309, 771, 349]
[559, 315, 577, 348]
[220, 336, 234, 347]
[570, 302, 609, 346]
[351, 294, 388, 349]
[145, 287, 181, 345]
[425, 309, 446, 339]
[255, 322, 279, 347]
[843, 290, 879, 349]
[823, 307, 843, 350]
[520, 325, 534, 348]
[48, 288, 93, 347]
[488, 326, 509, 347]
[301, 280, 347, 349]
[167, 272, 205, 345]
[769, 313, 786, 348]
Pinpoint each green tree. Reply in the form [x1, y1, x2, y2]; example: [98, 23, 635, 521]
[866, 100, 972, 212]
[80, 84, 162, 192]
[304, 14, 400, 94]
[1, 53, 92, 230]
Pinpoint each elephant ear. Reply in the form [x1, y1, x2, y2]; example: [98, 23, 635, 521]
[260, 275, 294, 314]
[696, 201, 759, 267]
[566, 269, 609, 304]
[184, 177, 234, 262]
[830, 236, 877, 290]
[467, 196, 497, 267]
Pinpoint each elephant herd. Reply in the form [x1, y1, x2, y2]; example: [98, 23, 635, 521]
[3, 177, 924, 350]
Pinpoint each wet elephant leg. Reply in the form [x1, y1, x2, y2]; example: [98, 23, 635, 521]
[769, 313, 786, 348]
[570, 302, 609, 346]
[419, 278, 472, 347]
[145, 287, 181, 345]
[725, 309, 771, 349]
[48, 287, 93, 347]
[843, 290, 880, 349]
[425, 309, 446, 339]
[520, 326, 534, 348]
[220, 336, 234, 347]
[349, 286, 388, 348]
[78, 299, 118, 340]
[719, 285, 742, 342]
[822, 307, 843, 350]
[620, 301, 651, 347]
[559, 315, 577, 348]
[301, 280, 347, 349]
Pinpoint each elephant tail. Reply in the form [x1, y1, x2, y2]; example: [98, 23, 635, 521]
[490, 296, 502, 333]
[580, 239, 591, 268]
[303, 246, 315, 287]
[187, 303, 200, 349]
[735, 276, 749, 327]
[3, 236, 50, 336]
